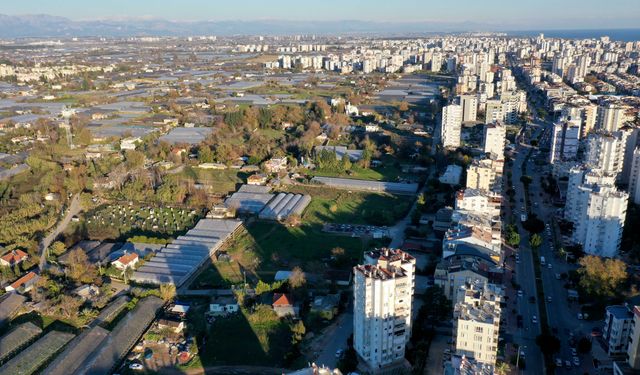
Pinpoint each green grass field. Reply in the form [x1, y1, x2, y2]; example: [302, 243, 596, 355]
[180, 167, 246, 195]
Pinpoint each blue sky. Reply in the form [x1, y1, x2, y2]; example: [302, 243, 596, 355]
[3, 0, 640, 29]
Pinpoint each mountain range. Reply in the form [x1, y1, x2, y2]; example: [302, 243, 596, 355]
[0, 14, 500, 38]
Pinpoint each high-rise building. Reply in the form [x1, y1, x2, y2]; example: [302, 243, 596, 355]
[628, 148, 640, 205]
[441, 104, 463, 148]
[483, 124, 506, 159]
[597, 104, 630, 132]
[603, 305, 634, 356]
[353, 249, 415, 370]
[564, 167, 628, 257]
[585, 131, 629, 178]
[627, 306, 640, 369]
[550, 121, 580, 164]
[454, 282, 502, 366]
[459, 95, 478, 123]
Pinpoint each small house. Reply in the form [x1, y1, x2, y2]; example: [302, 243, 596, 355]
[264, 157, 288, 173]
[157, 317, 185, 333]
[209, 295, 239, 316]
[112, 252, 139, 270]
[5, 272, 39, 294]
[272, 293, 298, 318]
[0, 250, 28, 268]
[247, 173, 268, 186]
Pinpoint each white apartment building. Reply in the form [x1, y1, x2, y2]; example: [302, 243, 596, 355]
[466, 159, 498, 191]
[597, 104, 630, 133]
[454, 282, 502, 366]
[550, 121, 580, 164]
[353, 249, 416, 370]
[455, 189, 501, 218]
[459, 94, 478, 123]
[604, 305, 634, 356]
[585, 131, 629, 178]
[441, 104, 463, 148]
[482, 124, 506, 159]
[565, 167, 628, 257]
[628, 306, 640, 370]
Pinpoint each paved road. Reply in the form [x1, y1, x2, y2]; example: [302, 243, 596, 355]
[315, 310, 354, 369]
[38, 193, 81, 270]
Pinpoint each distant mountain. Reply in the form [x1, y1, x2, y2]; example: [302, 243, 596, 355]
[0, 14, 499, 38]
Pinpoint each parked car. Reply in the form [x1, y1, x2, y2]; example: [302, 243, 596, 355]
[531, 315, 538, 324]
[573, 356, 580, 366]
[565, 360, 572, 368]
[335, 349, 344, 358]
[129, 363, 143, 370]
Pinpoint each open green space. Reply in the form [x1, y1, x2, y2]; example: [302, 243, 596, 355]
[180, 167, 246, 195]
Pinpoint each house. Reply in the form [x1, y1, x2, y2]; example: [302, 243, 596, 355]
[264, 157, 288, 173]
[272, 293, 298, 318]
[112, 252, 139, 270]
[310, 294, 340, 320]
[73, 284, 100, 301]
[247, 173, 268, 186]
[169, 303, 191, 318]
[120, 137, 141, 151]
[5, 272, 39, 293]
[209, 296, 239, 316]
[0, 250, 28, 268]
[157, 317, 185, 333]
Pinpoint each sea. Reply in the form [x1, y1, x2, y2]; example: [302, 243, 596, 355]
[507, 29, 640, 42]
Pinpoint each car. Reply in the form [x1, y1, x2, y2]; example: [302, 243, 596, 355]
[531, 315, 538, 323]
[516, 256, 521, 264]
[517, 290, 523, 297]
[555, 273, 561, 280]
[565, 360, 572, 368]
[555, 358, 563, 367]
[129, 363, 144, 370]
[577, 313, 583, 320]
[547, 263, 552, 269]
[335, 349, 344, 358]
[573, 356, 580, 366]
[571, 348, 577, 356]
[547, 296, 552, 302]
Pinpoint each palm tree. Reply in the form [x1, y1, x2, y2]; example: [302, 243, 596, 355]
[495, 361, 511, 375]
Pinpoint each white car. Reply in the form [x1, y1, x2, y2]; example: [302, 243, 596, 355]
[573, 356, 580, 366]
[129, 363, 143, 370]
[531, 315, 538, 323]
[547, 263, 552, 269]
[517, 290, 523, 297]
[571, 348, 577, 356]
[577, 313, 583, 320]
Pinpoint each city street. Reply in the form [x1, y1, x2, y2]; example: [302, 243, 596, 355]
[506, 121, 599, 374]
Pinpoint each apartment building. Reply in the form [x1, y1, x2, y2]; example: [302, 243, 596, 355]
[454, 282, 502, 366]
[604, 305, 634, 356]
[466, 159, 499, 191]
[482, 123, 506, 159]
[564, 167, 628, 257]
[550, 120, 580, 164]
[441, 104, 463, 148]
[460, 94, 478, 123]
[353, 249, 416, 370]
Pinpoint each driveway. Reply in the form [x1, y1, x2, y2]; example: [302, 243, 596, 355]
[38, 193, 81, 270]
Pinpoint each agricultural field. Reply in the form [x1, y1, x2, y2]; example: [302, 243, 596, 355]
[180, 167, 246, 195]
[85, 204, 202, 240]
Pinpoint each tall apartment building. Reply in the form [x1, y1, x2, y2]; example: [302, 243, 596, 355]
[564, 167, 628, 257]
[466, 159, 498, 191]
[353, 249, 416, 370]
[484, 100, 503, 125]
[604, 305, 634, 356]
[441, 104, 463, 148]
[483, 124, 506, 159]
[550, 121, 580, 164]
[585, 131, 629, 179]
[628, 306, 640, 369]
[628, 148, 640, 205]
[597, 104, 630, 132]
[459, 94, 478, 123]
[454, 282, 502, 366]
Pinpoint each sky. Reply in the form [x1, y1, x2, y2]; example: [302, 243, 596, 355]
[2, 0, 640, 29]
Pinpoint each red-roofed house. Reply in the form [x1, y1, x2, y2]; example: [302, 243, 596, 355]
[0, 250, 28, 268]
[272, 293, 299, 318]
[112, 252, 139, 270]
[5, 271, 39, 293]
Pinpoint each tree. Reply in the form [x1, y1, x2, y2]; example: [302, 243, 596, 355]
[124, 150, 145, 170]
[421, 286, 452, 324]
[578, 256, 627, 299]
[536, 332, 561, 357]
[291, 320, 306, 344]
[507, 229, 521, 247]
[288, 266, 306, 289]
[495, 361, 511, 375]
[159, 283, 176, 303]
[66, 247, 97, 283]
[197, 145, 214, 163]
[398, 101, 410, 112]
[529, 233, 543, 248]
[49, 241, 66, 256]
